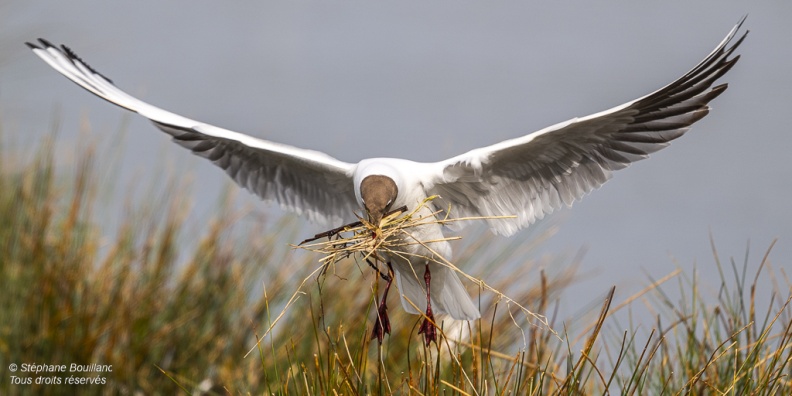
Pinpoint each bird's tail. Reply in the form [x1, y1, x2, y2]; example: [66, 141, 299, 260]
[392, 260, 481, 321]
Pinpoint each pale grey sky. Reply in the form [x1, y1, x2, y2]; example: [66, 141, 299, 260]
[3, 2, 790, 325]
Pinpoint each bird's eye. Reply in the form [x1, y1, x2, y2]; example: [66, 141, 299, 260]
[386, 199, 392, 207]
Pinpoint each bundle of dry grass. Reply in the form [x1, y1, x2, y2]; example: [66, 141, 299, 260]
[297, 196, 459, 267]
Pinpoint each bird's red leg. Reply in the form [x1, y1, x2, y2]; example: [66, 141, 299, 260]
[372, 262, 393, 343]
[417, 263, 437, 346]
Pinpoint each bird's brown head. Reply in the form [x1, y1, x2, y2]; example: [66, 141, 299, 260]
[360, 175, 398, 227]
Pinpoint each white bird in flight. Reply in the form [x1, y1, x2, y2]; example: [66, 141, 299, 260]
[27, 18, 746, 345]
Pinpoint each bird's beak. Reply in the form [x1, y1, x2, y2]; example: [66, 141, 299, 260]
[366, 208, 384, 228]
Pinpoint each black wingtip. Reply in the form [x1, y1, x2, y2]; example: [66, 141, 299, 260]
[60, 44, 78, 59]
[737, 14, 748, 27]
[60, 43, 115, 84]
[37, 38, 56, 48]
[708, 83, 729, 101]
[28, 37, 117, 85]
[729, 31, 749, 54]
[711, 83, 729, 92]
[731, 15, 750, 47]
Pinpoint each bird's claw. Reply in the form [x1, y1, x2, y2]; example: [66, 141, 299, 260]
[417, 263, 437, 346]
[372, 300, 391, 343]
[417, 310, 437, 346]
[371, 261, 394, 344]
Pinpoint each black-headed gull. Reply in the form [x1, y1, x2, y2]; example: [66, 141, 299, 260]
[27, 19, 746, 344]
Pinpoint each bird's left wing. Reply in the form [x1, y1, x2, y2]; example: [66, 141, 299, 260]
[425, 19, 747, 236]
[27, 39, 359, 226]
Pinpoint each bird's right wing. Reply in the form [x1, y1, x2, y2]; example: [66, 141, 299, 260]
[28, 39, 359, 226]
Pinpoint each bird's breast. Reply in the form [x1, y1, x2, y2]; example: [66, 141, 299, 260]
[383, 202, 452, 261]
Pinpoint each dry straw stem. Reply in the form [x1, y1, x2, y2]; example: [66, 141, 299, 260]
[571, 268, 683, 347]
[294, 196, 559, 342]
